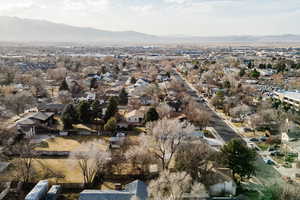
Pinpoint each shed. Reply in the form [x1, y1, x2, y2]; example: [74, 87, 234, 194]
[25, 180, 49, 200]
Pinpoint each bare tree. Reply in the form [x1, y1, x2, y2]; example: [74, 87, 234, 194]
[47, 68, 67, 81]
[57, 90, 73, 104]
[2, 91, 34, 115]
[281, 185, 300, 200]
[69, 140, 111, 187]
[185, 101, 211, 129]
[148, 170, 192, 200]
[156, 103, 172, 119]
[30, 78, 48, 98]
[125, 142, 154, 175]
[0, 66, 17, 85]
[142, 118, 195, 170]
[13, 141, 36, 183]
[230, 104, 252, 118]
[0, 126, 15, 146]
[175, 142, 216, 184]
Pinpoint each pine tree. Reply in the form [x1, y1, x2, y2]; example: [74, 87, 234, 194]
[59, 79, 69, 91]
[61, 104, 78, 129]
[118, 88, 128, 105]
[90, 78, 98, 90]
[91, 100, 102, 120]
[77, 101, 92, 123]
[104, 97, 118, 122]
[130, 77, 137, 84]
[144, 107, 159, 123]
[104, 117, 117, 133]
[221, 139, 257, 183]
[251, 69, 260, 79]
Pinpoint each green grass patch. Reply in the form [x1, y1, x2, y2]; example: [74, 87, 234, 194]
[35, 141, 49, 148]
[243, 190, 260, 200]
[257, 142, 269, 151]
[132, 127, 146, 134]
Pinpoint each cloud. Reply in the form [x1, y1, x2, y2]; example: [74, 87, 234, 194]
[164, 0, 189, 4]
[0, 0, 34, 11]
[129, 5, 154, 13]
[0, 0, 300, 36]
[63, 0, 111, 12]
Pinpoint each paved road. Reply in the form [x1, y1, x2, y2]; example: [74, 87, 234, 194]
[173, 71, 242, 142]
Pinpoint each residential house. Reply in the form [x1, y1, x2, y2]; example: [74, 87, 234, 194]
[16, 112, 55, 137]
[117, 121, 129, 130]
[125, 108, 147, 124]
[208, 169, 237, 197]
[257, 69, 275, 76]
[167, 100, 183, 112]
[37, 104, 65, 114]
[79, 180, 148, 200]
[129, 95, 154, 106]
[109, 135, 125, 149]
[281, 125, 300, 159]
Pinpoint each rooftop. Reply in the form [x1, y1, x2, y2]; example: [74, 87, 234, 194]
[79, 180, 148, 200]
[275, 91, 300, 102]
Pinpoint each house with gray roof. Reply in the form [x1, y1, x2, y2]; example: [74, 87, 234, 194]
[16, 112, 55, 138]
[79, 180, 148, 200]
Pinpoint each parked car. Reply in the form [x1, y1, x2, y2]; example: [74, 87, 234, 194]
[249, 138, 259, 142]
[259, 136, 268, 142]
[270, 150, 284, 157]
[243, 127, 253, 132]
[263, 158, 275, 165]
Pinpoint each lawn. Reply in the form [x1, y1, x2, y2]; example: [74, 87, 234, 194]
[232, 122, 243, 127]
[242, 190, 260, 200]
[242, 131, 267, 138]
[35, 136, 108, 151]
[73, 124, 97, 132]
[33, 158, 84, 183]
[257, 142, 269, 151]
[254, 157, 284, 186]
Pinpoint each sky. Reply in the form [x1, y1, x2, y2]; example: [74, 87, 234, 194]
[0, 0, 300, 36]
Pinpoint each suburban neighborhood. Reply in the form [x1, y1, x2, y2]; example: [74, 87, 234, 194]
[0, 44, 300, 200]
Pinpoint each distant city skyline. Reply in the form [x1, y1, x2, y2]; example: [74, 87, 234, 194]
[1, 0, 300, 36]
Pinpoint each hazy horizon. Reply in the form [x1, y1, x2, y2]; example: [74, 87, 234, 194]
[0, 0, 300, 37]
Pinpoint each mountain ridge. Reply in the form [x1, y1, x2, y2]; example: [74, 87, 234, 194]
[1, 16, 300, 44]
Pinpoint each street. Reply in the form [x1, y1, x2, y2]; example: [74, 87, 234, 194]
[173, 71, 242, 142]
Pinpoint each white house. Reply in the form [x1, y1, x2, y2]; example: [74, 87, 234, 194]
[209, 180, 237, 196]
[125, 110, 144, 123]
[134, 79, 150, 87]
[208, 169, 237, 196]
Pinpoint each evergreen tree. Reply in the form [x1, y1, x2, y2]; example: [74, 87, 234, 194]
[220, 139, 257, 183]
[104, 117, 117, 133]
[144, 107, 159, 123]
[118, 88, 128, 105]
[59, 79, 69, 91]
[130, 76, 137, 84]
[239, 68, 246, 77]
[104, 97, 118, 122]
[223, 80, 231, 89]
[61, 104, 78, 129]
[90, 78, 97, 90]
[77, 101, 92, 123]
[91, 100, 102, 120]
[250, 69, 260, 79]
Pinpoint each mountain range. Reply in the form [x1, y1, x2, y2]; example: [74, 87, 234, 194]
[1, 16, 300, 44]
